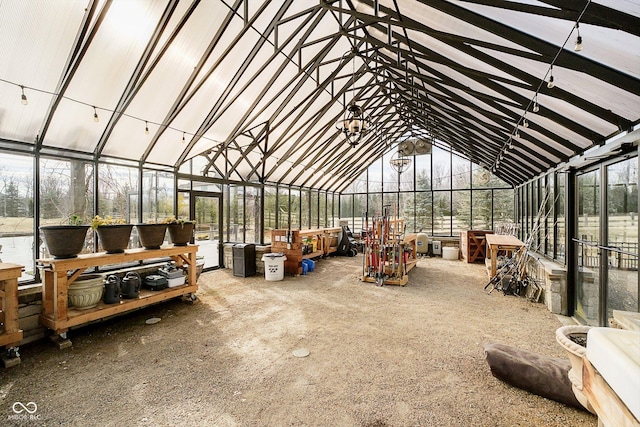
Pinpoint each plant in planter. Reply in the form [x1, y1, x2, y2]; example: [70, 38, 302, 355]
[40, 215, 90, 259]
[135, 221, 168, 250]
[162, 216, 196, 246]
[92, 215, 134, 254]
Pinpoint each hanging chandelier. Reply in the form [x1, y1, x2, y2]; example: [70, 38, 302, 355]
[335, 48, 371, 147]
[389, 150, 412, 174]
[336, 102, 371, 146]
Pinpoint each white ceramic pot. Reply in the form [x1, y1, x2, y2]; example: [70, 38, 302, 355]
[555, 325, 595, 414]
[68, 274, 105, 310]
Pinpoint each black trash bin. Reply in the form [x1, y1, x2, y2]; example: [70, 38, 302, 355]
[233, 243, 256, 277]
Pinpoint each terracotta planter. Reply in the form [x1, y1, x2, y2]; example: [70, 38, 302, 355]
[136, 223, 168, 249]
[40, 225, 90, 259]
[168, 222, 195, 246]
[96, 224, 134, 253]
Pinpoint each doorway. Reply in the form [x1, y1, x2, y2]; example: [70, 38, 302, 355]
[177, 191, 222, 270]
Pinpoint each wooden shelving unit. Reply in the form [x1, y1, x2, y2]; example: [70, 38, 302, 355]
[460, 230, 493, 263]
[323, 227, 342, 256]
[0, 263, 23, 367]
[271, 229, 335, 275]
[37, 245, 198, 346]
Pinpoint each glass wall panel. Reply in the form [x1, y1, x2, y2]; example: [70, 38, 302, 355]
[415, 191, 432, 233]
[415, 157, 431, 191]
[368, 193, 382, 217]
[557, 174, 566, 262]
[142, 170, 174, 222]
[432, 147, 451, 190]
[472, 189, 492, 230]
[327, 193, 334, 227]
[401, 192, 415, 233]
[452, 154, 470, 190]
[264, 185, 277, 243]
[368, 159, 382, 193]
[301, 189, 310, 229]
[311, 190, 319, 228]
[453, 190, 471, 232]
[400, 159, 414, 191]
[2, 154, 35, 281]
[576, 169, 600, 326]
[494, 189, 514, 226]
[606, 157, 638, 319]
[228, 185, 243, 242]
[545, 174, 555, 257]
[245, 186, 260, 244]
[354, 194, 366, 230]
[278, 186, 289, 229]
[319, 192, 327, 227]
[290, 189, 300, 229]
[97, 163, 137, 252]
[433, 191, 451, 235]
[340, 193, 353, 228]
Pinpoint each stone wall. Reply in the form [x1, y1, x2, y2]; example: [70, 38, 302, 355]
[526, 254, 568, 315]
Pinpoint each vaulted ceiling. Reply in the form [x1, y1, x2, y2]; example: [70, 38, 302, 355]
[1, 0, 638, 192]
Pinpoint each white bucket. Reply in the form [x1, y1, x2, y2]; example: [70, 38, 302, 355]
[262, 253, 287, 281]
[442, 247, 459, 260]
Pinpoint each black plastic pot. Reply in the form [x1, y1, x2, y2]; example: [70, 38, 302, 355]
[40, 225, 90, 259]
[96, 224, 134, 254]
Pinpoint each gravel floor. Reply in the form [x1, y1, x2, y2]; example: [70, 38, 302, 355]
[1, 256, 597, 426]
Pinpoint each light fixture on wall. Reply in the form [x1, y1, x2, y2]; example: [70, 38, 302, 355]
[20, 85, 28, 105]
[93, 106, 99, 122]
[335, 50, 371, 147]
[574, 23, 583, 52]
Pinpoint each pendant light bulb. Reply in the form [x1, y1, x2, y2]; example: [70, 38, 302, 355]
[93, 106, 99, 122]
[182, 132, 186, 144]
[523, 117, 529, 128]
[547, 67, 555, 89]
[533, 97, 540, 113]
[515, 129, 520, 139]
[20, 86, 28, 105]
[145, 121, 149, 135]
[574, 23, 583, 52]
[508, 139, 513, 150]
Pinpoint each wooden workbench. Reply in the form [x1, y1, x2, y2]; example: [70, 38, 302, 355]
[37, 245, 198, 347]
[484, 234, 526, 279]
[0, 263, 24, 366]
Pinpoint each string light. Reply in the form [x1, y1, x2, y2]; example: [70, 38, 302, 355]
[145, 121, 149, 135]
[20, 85, 28, 105]
[574, 23, 583, 52]
[515, 128, 520, 139]
[93, 106, 99, 122]
[533, 96, 540, 113]
[547, 66, 555, 89]
[182, 132, 186, 144]
[523, 117, 529, 128]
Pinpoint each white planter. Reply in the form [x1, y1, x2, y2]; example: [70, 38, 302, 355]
[555, 325, 595, 414]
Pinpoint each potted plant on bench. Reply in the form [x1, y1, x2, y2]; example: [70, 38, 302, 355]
[92, 215, 133, 254]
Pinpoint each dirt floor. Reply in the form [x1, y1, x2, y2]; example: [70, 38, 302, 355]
[1, 256, 597, 427]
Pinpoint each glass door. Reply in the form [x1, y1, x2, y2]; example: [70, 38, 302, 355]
[606, 157, 638, 320]
[193, 193, 221, 270]
[575, 169, 601, 325]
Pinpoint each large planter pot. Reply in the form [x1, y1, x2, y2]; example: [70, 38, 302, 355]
[167, 222, 195, 246]
[96, 224, 134, 254]
[556, 325, 595, 414]
[136, 223, 168, 249]
[68, 274, 104, 309]
[40, 225, 90, 259]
